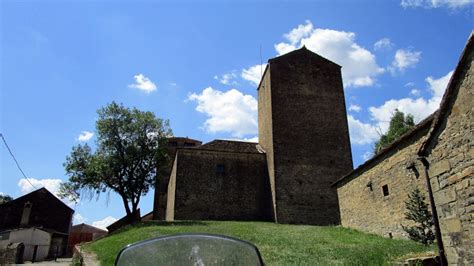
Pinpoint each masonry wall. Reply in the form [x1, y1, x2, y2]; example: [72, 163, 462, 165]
[336, 125, 431, 238]
[154, 138, 201, 220]
[267, 48, 353, 225]
[424, 50, 473, 264]
[257, 65, 277, 221]
[166, 149, 273, 221]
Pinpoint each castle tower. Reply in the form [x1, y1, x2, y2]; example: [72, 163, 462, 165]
[258, 46, 353, 225]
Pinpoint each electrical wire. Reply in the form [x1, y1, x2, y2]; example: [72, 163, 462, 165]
[0, 133, 38, 190]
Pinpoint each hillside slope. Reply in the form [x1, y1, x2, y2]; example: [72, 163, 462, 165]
[84, 221, 434, 265]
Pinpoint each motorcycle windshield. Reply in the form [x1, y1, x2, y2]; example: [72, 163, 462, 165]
[115, 233, 264, 266]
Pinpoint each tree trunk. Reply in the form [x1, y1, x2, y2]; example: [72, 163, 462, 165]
[121, 194, 132, 216]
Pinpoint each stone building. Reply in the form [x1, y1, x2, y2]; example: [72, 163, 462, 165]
[258, 46, 353, 224]
[159, 47, 353, 225]
[334, 33, 473, 264]
[153, 137, 202, 220]
[166, 140, 272, 221]
[417, 33, 473, 265]
[0, 188, 74, 262]
[334, 114, 434, 238]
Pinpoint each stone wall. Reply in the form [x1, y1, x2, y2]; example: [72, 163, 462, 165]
[154, 137, 201, 220]
[257, 65, 277, 221]
[166, 148, 273, 221]
[423, 45, 473, 264]
[336, 120, 432, 238]
[265, 47, 353, 225]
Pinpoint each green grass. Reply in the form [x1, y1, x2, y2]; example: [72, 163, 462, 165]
[84, 221, 434, 265]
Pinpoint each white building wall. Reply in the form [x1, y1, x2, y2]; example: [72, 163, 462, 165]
[8, 228, 51, 261]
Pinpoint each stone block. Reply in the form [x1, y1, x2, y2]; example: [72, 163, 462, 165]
[455, 178, 470, 191]
[445, 246, 460, 265]
[429, 160, 451, 177]
[430, 176, 440, 192]
[444, 217, 463, 233]
[450, 153, 465, 167]
[434, 188, 456, 205]
[459, 166, 474, 180]
[468, 148, 474, 160]
[447, 173, 462, 185]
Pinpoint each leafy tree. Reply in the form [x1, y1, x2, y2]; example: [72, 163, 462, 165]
[374, 109, 415, 153]
[402, 188, 435, 245]
[0, 194, 13, 204]
[60, 102, 172, 218]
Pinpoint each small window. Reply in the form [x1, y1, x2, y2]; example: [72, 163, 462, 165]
[216, 164, 225, 174]
[382, 185, 389, 196]
[169, 141, 178, 147]
[184, 142, 195, 147]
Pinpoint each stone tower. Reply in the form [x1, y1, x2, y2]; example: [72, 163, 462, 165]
[258, 46, 353, 225]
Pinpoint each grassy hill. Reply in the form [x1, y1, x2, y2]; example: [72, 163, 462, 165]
[84, 221, 434, 265]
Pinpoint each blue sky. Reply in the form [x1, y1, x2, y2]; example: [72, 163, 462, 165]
[1, 0, 472, 229]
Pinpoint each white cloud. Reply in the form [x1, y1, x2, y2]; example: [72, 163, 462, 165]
[92, 216, 118, 231]
[73, 213, 87, 225]
[368, 70, 453, 133]
[374, 38, 393, 50]
[215, 72, 238, 85]
[241, 64, 266, 86]
[77, 131, 94, 142]
[188, 87, 258, 138]
[405, 82, 415, 87]
[401, 0, 473, 9]
[18, 177, 77, 206]
[363, 151, 373, 161]
[410, 88, 421, 96]
[348, 104, 362, 112]
[18, 178, 62, 195]
[128, 74, 157, 93]
[229, 136, 259, 143]
[391, 49, 422, 72]
[274, 21, 384, 88]
[284, 19, 314, 45]
[347, 70, 452, 146]
[426, 70, 453, 98]
[347, 115, 380, 145]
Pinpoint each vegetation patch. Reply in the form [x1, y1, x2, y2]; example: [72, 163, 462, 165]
[84, 221, 434, 265]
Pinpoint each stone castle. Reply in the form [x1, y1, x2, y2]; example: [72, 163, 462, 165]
[153, 33, 473, 264]
[154, 46, 353, 225]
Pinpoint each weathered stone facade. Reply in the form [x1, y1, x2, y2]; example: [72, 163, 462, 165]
[153, 137, 201, 220]
[166, 140, 272, 221]
[334, 116, 433, 238]
[419, 33, 473, 265]
[334, 33, 473, 264]
[160, 47, 353, 225]
[258, 47, 353, 225]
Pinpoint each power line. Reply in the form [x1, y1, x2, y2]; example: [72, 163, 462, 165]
[0, 133, 38, 190]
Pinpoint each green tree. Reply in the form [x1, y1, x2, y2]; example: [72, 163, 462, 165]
[0, 194, 13, 204]
[374, 109, 415, 153]
[402, 188, 435, 245]
[60, 102, 172, 217]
